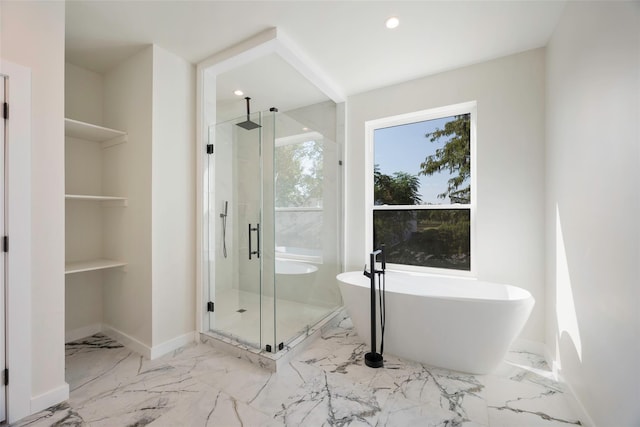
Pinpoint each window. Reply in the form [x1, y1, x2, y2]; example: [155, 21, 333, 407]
[367, 102, 476, 273]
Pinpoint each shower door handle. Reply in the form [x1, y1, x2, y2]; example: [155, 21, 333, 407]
[249, 223, 260, 260]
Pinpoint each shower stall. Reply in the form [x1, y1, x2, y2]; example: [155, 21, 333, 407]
[203, 103, 342, 353]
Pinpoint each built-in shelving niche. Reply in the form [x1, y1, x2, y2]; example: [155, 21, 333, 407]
[64, 118, 128, 274]
[65, 118, 127, 147]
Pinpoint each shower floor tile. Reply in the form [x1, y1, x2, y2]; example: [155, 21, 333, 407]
[212, 288, 335, 348]
[13, 316, 582, 427]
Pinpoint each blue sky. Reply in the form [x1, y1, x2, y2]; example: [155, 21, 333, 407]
[374, 116, 458, 205]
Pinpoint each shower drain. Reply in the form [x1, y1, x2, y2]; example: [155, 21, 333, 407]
[236, 309, 247, 313]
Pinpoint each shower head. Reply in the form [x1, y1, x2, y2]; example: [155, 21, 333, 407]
[236, 97, 261, 130]
[236, 120, 261, 130]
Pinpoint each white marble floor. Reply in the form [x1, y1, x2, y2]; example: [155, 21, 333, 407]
[12, 316, 582, 426]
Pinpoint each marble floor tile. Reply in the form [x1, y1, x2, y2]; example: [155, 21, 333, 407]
[10, 320, 582, 427]
[148, 387, 281, 427]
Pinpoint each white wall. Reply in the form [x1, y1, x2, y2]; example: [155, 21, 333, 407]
[0, 0, 68, 413]
[545, 2, 640, 426]
[346, 49, 546, 342]
[103, 46, 154, 348]
[65, 63, 103, 125]
[64, 63, 105, 340]
[151, 45, 196, 347]
[213, 122, 235, 296]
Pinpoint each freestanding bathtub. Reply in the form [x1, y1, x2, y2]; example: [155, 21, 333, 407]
[337, 270, 534, 374]
[274, 259, 318, 303]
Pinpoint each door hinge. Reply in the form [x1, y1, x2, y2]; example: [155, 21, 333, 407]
[206, 144, 214, 154]
[2, 236, 7, 252]
[207, 301, 214, 312]
[3, 368, 8, 386]
[2, 102, 7, 120]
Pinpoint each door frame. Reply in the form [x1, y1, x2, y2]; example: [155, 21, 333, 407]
[1, 59, 33, 424]
[1, 62, 6, 425]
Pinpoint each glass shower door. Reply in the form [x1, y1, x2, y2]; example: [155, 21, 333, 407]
[205, 105, 341, 354]
[208, 112, 264, 348]
[272, 111, 342, 348]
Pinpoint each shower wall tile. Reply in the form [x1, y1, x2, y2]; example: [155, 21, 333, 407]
[14, 318, 581, 427]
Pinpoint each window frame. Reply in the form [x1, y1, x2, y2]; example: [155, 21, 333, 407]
[365, 101, 477, 277]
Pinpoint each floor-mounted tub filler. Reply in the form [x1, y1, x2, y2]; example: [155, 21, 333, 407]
[337, 270, 534, 374]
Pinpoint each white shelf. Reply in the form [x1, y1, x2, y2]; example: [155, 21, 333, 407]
[65, 118, 127, 147]
[65, 259, 127, 275]
[64, 118, 128, 277]
[65, 194, 128, 206]
[65, 194, 126, 201]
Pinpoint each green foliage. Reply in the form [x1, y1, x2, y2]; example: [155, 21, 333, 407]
[275, 140, 323, 207]
[373, 165, 422, 251]
[420, 114, 471, 204]
[373, 165, 421, 205]
[374, 209, 470, 270]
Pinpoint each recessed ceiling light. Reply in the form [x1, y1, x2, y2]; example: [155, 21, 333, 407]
[385, 16, 400, 29]
[233, 89, 244, 96]
[302, 127, 309, 131]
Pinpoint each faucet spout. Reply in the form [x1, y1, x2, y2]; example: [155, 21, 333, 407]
[363, 265, 372, 278]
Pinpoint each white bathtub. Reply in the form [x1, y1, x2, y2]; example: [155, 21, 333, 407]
[337, 270, 534, 374]
[274, 259, 318, 303]
[275, 259, 318, 276]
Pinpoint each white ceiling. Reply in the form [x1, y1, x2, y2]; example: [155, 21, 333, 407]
[216, 53, 331, 121]
[66, 1, 566, 113]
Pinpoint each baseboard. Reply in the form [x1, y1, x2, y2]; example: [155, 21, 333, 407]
[543, 344, 597, 427]
[510, 338, 547, 356]
[65, 323, 103, 343]
[102, 324, 152, 359]
[560, 376, 597, 427]
[150, 331, 197, 360]
[30, 383, 69, 414]
[543, 344, 558, 378]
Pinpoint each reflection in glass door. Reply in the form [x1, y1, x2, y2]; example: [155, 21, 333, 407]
[272, 111, 342, 348]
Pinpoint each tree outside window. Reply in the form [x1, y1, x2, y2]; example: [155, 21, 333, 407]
[275, 138, 324, 252]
